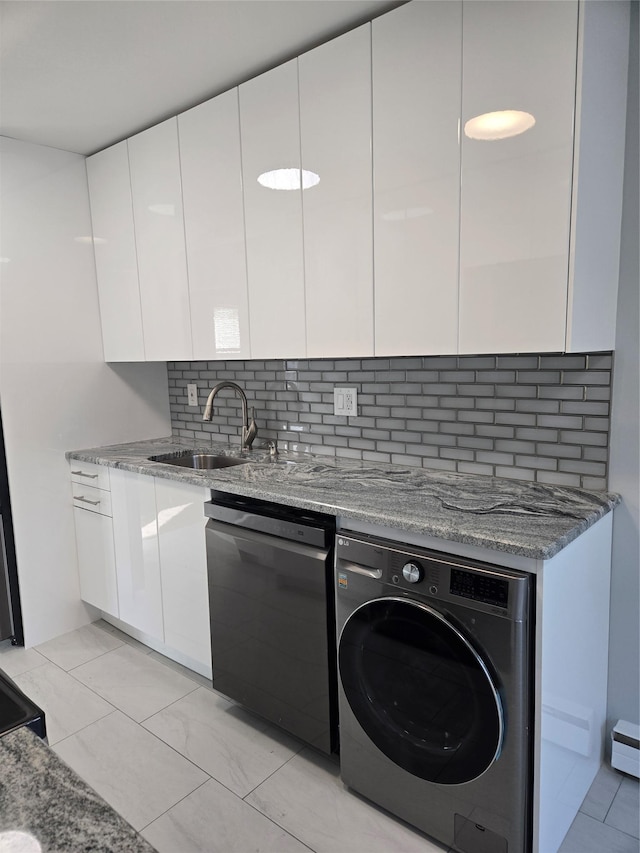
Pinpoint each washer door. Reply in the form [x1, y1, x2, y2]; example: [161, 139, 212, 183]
[339, 597, 503, 784]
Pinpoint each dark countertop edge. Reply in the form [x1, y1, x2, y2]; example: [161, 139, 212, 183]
[66, 439, 620, 562]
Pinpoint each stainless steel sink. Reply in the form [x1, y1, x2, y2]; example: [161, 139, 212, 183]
[152, 452, 250, 470]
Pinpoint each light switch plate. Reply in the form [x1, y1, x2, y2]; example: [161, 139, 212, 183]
[334, 387, 357, 416]
[187, 383, 198, 407]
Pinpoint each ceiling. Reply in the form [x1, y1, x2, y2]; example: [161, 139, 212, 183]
[0, 0, 402, 156]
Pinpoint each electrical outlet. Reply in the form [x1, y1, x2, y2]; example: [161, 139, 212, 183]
[334, 387, 357, 417]
[187, 383, 198, 407]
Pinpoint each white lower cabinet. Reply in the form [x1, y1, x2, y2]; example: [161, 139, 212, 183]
[70, 462, 118, 617]
[72, 465, 211, 674]
[73, 507, 118, 617]
[110, 469, 164, 640]
[155, 479, 211, 670]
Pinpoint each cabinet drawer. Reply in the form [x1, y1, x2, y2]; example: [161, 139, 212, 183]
[69, 460, 111, 490]
[72, 482, 112, 517]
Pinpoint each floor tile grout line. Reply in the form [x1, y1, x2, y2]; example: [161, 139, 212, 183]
[238, 748, 340, 853]
[137, 771, 317, 853]
[49, 707, 119, 750]
[12, 659, 120, 746]
[60, 641, 202, 715]
[136, 683, 202, 726]
[35, 623, 129, 671]
[93, 620, 213, 691]
[136, 710, 221, 784]
[33, 646, 202, 745]
[601, 773, 626, 825]
[240, 793, 316, 853]
[241, 745, 308, 803]
[136, 776, 212, 834]
[52, 703, 217, 833]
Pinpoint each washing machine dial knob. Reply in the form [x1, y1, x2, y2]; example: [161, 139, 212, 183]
[402, 561, 424, 583]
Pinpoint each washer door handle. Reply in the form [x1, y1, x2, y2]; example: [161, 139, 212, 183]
[339, 562, 383, 580]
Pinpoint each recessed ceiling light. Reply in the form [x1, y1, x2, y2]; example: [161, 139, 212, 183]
[464, 110, 536, 141]
[0, 257, 10, 263]
[257, 169, 320, 191]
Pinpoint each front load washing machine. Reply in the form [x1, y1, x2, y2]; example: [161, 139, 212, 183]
[335, 531, 534, 853]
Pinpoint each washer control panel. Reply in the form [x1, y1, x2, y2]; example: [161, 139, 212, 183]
[450, 568, 509, 609]
[336, 530, 530, 621]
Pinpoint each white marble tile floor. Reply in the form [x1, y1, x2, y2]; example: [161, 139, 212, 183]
[1, 621, 638, 853]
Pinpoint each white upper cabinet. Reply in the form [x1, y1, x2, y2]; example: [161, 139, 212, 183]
[86, 142, 145, 361]
[566, 0, 630, 353]
[372, 1, 461, 357]
[458, 0, 629, 355]
[179, 92, 251, 360]
[239, 60, 306, 360]
[299, 24, 373, 358]
[459, 0, 578, 355]
[128, 118, 193, 361]
[86, 1, 628, 361]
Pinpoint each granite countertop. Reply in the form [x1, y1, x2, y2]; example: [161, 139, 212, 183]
[67, 436, 619, 560]
[0, 727, 154, 853]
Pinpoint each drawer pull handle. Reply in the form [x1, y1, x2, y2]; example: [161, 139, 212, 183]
[75, 496, 100, 506]
[71, 470, 99, 479]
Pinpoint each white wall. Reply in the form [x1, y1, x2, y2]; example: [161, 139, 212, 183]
[607, 2, 640, 735]
[0, 136, 171, 647]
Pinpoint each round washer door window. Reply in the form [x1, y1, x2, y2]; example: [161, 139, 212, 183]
[339, 597, 503, 784]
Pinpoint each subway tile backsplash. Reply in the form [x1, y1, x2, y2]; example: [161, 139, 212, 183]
[167, 353, 613, 491]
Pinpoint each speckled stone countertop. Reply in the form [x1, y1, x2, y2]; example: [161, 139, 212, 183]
[67, 436, 619, 560]
[0, 727, 154, 853]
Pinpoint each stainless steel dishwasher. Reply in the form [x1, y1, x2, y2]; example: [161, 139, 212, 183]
[205, 490, 338, 754]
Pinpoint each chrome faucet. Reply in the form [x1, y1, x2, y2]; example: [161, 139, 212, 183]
[202, 381, 257, 450]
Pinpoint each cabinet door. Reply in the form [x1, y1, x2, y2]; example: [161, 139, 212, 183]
[179, 91, 251, 360]
[299, 25, 373, 357]
[239, 59, 306, 359]
[74, 507, 118, 617]
[372, 1, 461, 356]
[155, 480, 211, 670]
[458, 0, 578, 354]
[86, 142, 145, 361]
[110, 469, 163, 640]
[128, 118, 192, 361]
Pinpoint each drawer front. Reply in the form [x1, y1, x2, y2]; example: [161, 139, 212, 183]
[69, 460, 111, 490]
[72, 482, 112, 517]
